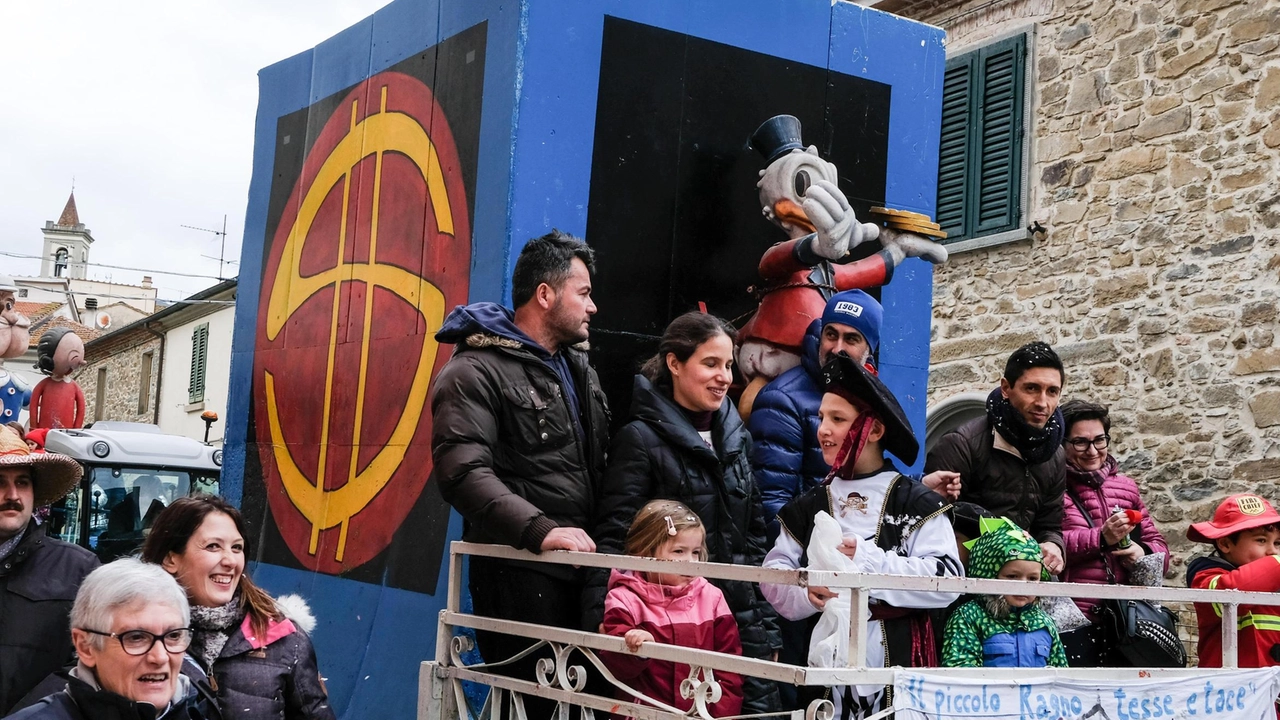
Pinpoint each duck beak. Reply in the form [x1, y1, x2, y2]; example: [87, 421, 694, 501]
[771, 199, 815, 233]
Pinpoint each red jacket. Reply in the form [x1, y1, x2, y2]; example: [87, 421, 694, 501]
[1187, 554, 1280, 668]
[601, 570, 743, 717]
[1061, 458, 1169, 617]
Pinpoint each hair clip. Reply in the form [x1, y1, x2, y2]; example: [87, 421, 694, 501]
[665, 516, 677, 536]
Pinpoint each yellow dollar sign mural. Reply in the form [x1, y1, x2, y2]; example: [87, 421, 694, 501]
[262, 85, 453, 563]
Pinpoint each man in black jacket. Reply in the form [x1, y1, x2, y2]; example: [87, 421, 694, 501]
[0, 425, 99, 715]
[924, 341, 1067, 574]
[430, 230, 610, 703]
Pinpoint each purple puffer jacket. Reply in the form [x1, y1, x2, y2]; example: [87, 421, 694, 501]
[1060, 456, 1170, 618]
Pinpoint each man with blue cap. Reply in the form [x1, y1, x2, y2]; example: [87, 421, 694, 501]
[748, 288, 884, 534]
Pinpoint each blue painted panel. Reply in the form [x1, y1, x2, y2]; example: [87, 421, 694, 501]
[829, 4, 945, 474]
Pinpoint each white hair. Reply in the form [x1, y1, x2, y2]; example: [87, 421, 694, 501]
[70, 558, 191, 649]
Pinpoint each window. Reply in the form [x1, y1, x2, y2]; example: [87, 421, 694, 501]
[936, 31, 1030, 248]
[94, 368, 107, 421]
[138, 351, 153, 415]
[54, 248, 69, 277]
[189, 323, 209, 404]
[17, 288, 27, 298]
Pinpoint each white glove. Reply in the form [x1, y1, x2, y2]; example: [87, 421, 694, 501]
[803, 180, 880, 260]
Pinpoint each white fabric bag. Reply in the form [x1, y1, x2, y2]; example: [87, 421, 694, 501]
[807, 510, 860, 668]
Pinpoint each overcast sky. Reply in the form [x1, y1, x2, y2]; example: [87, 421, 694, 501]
[0, 0, 390, 301]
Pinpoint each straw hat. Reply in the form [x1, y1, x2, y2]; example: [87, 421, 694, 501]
[0, 425, 82, 507]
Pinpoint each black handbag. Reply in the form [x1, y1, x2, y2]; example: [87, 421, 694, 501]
[1066, 489, 1187, 667]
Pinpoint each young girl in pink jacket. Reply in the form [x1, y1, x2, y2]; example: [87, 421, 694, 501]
[601, 500, 743, 717]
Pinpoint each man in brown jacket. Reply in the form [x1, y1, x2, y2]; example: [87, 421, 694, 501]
[429, 230, 611, 698]
[923, 342, 1067, 574]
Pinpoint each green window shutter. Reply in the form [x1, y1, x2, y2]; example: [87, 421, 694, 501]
[935, 32, 1026, 243]
[189, 323, 209, 404]
[936, 53, 975, 239]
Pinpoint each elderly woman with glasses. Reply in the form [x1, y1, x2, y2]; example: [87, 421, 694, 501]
[10, 558, 218, 719]
[1057, 399, 1169, 666]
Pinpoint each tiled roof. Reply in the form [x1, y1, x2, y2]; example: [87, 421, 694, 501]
[14, 301, 62, 324]
[57, 192, 79, 227]
[29, 316, 102, 349]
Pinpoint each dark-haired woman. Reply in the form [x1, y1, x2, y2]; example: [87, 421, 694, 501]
[1057, 399, 1169, 666]
[583, 312, 781, 713]
[141, 495, 336, 720]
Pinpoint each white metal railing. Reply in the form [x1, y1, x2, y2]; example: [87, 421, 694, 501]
[420, 541, 1268, 720]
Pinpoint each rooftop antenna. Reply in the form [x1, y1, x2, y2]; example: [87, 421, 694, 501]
[181, 215, 231, 280]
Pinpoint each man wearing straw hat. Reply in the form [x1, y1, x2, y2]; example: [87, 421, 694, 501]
[0, 424, 98, 715]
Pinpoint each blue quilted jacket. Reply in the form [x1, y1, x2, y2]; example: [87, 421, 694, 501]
[747, 320, 829, 538]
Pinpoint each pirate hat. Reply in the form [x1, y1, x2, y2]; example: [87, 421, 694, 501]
[1187, 494, 1280, 543]
[749, 115, 805, 164]
[821, 354, 919, 465]
[0, 425, 82, 508]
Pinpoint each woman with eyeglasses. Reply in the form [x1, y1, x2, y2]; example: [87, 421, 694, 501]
[1057, 399, 1169, 666]
[10, 558, 219, 719]
[141, 495, 335, 720]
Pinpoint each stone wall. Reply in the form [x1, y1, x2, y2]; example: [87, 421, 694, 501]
[80, 328, 160, 425]
[895, 0, 1280, 580]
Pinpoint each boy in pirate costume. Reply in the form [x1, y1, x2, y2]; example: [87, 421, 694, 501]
[762, 355, 961, 719]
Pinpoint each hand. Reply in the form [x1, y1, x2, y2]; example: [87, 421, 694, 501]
[922, 471, 961, 501]
[1102, 512, 1135, 547]
[540, 527, 596, 553]
[803, 180, 879, 260]
[878, 227, 949, 266]
[808, 585, 839, 610]
[624, 629, 654, 652]
[837, 536, 858, 559]
[1111, 543, 1146, 569]
[1039, 542, 1065, 575]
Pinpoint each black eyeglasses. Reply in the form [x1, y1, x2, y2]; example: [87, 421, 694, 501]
[82, 628, 193, 656]
[1066, 435, 1110, 452]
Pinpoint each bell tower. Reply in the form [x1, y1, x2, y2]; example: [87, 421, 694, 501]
[41, 192, 94, 280]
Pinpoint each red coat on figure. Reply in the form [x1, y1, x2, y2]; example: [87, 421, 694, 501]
[30, 328, 87, 429]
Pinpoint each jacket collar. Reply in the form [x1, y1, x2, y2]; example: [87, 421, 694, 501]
[0, 519, 45, 577]
[627, 375, 744, 459]
[218, 614, 297, 659]
[65, 663, 200, 720]
[991, 427, 1024, 460]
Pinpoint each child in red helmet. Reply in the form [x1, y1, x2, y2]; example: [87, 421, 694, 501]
[1186, 493, 1280, 668]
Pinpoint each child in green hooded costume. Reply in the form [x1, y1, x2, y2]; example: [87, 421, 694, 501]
[942, 517, 1068, 668]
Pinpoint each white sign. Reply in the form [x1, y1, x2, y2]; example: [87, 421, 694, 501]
[893, 669, 1280, 720]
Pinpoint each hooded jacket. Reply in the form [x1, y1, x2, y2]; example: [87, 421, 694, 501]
[925, 415, 1066, 551]
[1187, 554, 1280, 669]
[0, 521, 99, 715]
[197, 595, 334, 720]
[429, 302, 610, 567]
[585, 375, 780, 712]
[1061, 457, 1169, 617]
[601, 570, 742, 717]
[8, 663, 219, 720]
[746, 320, 828, 532]
[941, 519, 1066, 668]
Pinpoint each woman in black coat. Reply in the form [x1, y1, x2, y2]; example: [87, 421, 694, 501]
[585, 312, 781, 713]
[141, 496, 336, 720]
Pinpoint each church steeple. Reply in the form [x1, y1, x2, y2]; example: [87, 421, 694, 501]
[42, 192, 94, 280]
[56, 192, 80, 227]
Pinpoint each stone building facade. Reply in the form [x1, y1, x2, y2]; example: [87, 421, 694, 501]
[884, 0, 1280, 577]
[81, 326, 161, 425]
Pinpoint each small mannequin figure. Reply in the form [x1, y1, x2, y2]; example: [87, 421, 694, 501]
[30, 328, 87, 429]
[0, 275, 33, 422]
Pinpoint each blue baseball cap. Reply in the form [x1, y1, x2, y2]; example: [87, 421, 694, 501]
[820, 289, 882, 353]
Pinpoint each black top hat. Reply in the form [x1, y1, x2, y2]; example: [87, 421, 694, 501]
[821, 355, 920, 466]
[749, 115, 804, 164]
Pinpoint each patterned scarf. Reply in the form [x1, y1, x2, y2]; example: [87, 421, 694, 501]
[0, 526, 25, 563]
[1064, 454, 1118, 488]
[985, 387, 1064, 465]
[189, 597, 241, 670]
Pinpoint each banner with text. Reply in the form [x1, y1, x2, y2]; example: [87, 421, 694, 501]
[893, 668, 1280, 720]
